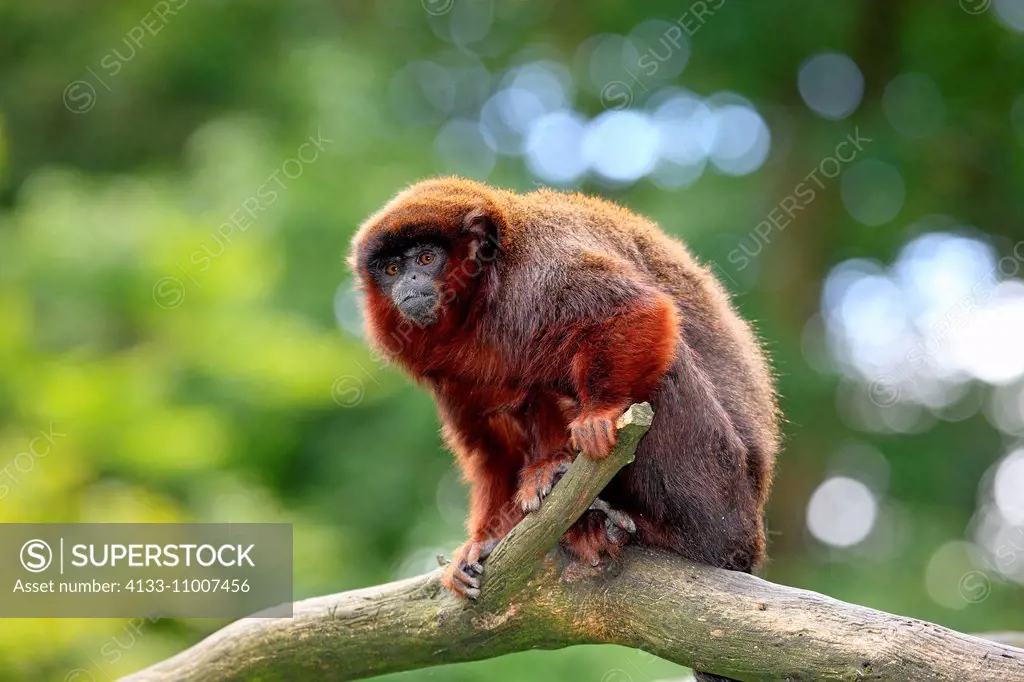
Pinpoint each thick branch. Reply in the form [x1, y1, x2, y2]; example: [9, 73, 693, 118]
[479, 401, 652, 604]
[976, 632, 1024, 650]
[123, 404, 1024, 682]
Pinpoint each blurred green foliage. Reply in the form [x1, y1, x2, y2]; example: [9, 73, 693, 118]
[1, 1, 1023, 680]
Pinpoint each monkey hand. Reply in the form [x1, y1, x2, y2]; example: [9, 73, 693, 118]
[515, 455, 572, 512]
[568, 409, 621, 459]
[440, 537, 498, 600]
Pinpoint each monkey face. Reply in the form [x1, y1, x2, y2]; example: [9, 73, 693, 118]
[370, 242, 448, 326]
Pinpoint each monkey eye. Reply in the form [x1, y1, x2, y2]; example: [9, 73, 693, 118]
[417, 251, 435, 266]
[384, 262, 400, 276]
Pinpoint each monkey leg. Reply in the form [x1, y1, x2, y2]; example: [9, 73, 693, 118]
[515, 455, 572, 512]
[440, 537, 498, 600]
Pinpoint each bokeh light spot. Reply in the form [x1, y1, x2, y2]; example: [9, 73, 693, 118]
[994, 448, 1024, 524]
[883, 73, 946, 138]
[525, 111, 588, 184]
[840, 160, 906, 226]
[806, 476, 878, 547]
[583, 110, 659, 182]
[798, 52, 864, 120]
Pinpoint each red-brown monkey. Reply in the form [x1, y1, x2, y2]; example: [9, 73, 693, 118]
[349, 178, 779, 630]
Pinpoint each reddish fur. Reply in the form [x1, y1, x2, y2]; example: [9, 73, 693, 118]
[562, 511, 626, 566]
[350, 177, 780, 597]
[515, 453, 573, 511]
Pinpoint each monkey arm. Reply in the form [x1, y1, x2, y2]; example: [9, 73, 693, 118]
[455, 440, 524, 541]
[434, 393, 530, 600]
[434, 385, 528, 541]
[565, 290, 679, 459]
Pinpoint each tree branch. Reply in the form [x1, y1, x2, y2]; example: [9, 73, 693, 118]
[122, 403, 1024, 682]
[976, 632, 1024, 650]
[479, 401, 651, 605]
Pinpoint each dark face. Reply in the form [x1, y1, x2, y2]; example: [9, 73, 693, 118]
[371, 242, 448, 326]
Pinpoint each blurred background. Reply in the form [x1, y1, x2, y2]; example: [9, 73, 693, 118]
[1, 0, 1023, 679]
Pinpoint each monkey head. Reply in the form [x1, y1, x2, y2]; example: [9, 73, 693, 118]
[349, 178, 511, 356]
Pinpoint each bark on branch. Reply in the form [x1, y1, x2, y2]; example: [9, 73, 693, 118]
[123, 403, 1024, 682]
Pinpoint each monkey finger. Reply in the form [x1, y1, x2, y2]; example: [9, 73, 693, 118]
[605, 508, 636, 534]
[568, 427, 591, 457]
[552, 460, 571, 483]
[600, 418, 613, 443]
[441, 561, 480, 599]
[605, 520, 627, 544]
[570, 417, 616, 459]
[445, 577, 479, 600]
[516, 459, 571, 512]
[593, 419, 617, 456]
[520, 471, 544, 511]
[461, 538, 497, 575]
[538, 461, 569, 499]
[451, 564, 480, 590]
[591, 497, 636, 534]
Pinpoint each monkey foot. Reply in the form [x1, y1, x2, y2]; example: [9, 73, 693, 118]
[515, 456, 572, 513]
[440, 537, 498, 600]
[590, 497, 637, 543]
[568, 410, 620, 459]
[561, 504, 633, 567]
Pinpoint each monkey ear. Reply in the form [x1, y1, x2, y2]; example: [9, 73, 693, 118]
[462, 206, 503, 262]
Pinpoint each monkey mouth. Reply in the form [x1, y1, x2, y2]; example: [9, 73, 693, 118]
[397, 292, 440, 325]
[399, 292, 433, 305]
